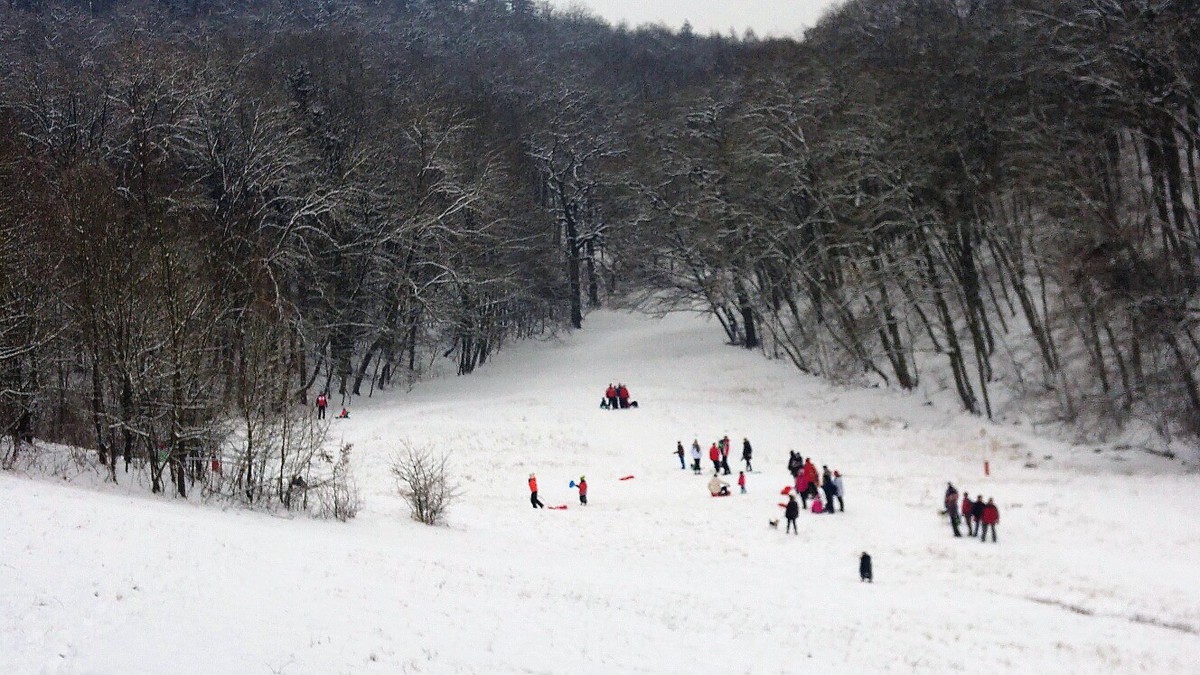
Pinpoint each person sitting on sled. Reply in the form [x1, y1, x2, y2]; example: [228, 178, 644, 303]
[708, 475, 730, 496]
[336, 408, 349, 419]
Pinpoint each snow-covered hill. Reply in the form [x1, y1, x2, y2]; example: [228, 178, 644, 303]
[3, 310, 1198, 673]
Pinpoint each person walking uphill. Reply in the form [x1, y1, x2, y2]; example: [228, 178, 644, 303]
[785, 494, 799, 534]
[980, 498, 999, 542]
[675, 441, 686, 470]
[577, 476, 588, 506]
[944, 483, 962, 537]
[742, 438, 753, 472]
[528, 473, 544, 509]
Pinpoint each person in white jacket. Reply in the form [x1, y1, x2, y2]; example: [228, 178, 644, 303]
[832, 471, 845, 512]
[690, 440, 702, 474]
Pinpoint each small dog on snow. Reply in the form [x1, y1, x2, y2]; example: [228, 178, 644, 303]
[768, 519, 779, 529]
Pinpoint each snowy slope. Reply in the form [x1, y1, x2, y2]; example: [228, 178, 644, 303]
[3, 310, 1199, 673]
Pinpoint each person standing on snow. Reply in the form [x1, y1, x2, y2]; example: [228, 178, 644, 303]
[980, 498, 999, 542]
[962, 491, 975, 536]
[617, 383, 630, 409]
[690, 440, 702, 474]
[944, 483, 962, 537]
[802, 458, 818, 491]
[785, 494, 800, 534]
[796, 470, 811, 509]
[605, 383, 618, 411]
[709, 442, 721, 474]
[737, 471, 746, 494]
[315, 392, 328, 420]
[832, 471, 845, 512]
[971, 495, 985, 535]
[675, 441, 686, 470]
[821, 466, 837, 514]
[742, 438, 753, 472]
[528, 473, 544, 509]
[719, 435, 731, 475]
[860, 552, 873, 583]
[577, 476, 588, 506]
[787, 451, 801, 478]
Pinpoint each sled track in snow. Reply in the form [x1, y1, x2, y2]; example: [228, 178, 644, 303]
[1024, 596, 1199, 636]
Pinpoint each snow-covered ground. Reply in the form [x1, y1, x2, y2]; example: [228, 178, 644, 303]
[3, 310, 1199, 673]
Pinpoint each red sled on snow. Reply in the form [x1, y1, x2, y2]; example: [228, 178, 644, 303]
[619, 475, 635, 481]
[780, 486, 792, 495]
[548, 505, 569, 510]
[710, 492, 732, 498]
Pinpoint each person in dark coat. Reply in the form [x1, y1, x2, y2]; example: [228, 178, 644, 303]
[971, 496, 985, 533]
[944, 482, 962, 537]
[787, 451, 801, 478]
[675, 441, 686, 469]
[784, 494, 799, 534]
[742, 438, 753, 471]
[962, 491, 975, 536]
[860, 552, 873, 583]
[980, 498, 999, 542]
[821, 466, 836, 514]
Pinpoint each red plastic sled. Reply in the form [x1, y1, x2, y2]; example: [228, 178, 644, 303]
[548, 505, 569, 510]
[777, 502, 788, 508]
[619, 475, 635, 481]
[710, 492, 732, 498]
[780, 486, 792, 495]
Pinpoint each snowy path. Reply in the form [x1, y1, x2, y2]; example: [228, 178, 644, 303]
[3, 310, 1199, 673]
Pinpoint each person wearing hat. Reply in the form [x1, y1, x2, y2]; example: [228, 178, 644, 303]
[528, 473, 544, 509]
[577, 476, 588, 505]
[944, 482, 962, 537]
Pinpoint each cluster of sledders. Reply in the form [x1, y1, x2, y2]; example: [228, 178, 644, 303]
[944, 483, 1001, 542]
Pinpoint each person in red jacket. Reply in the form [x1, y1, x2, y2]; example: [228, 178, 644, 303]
[709, 442, 721, 473]
[528, 473, 544, 509]
[617, 383, 631, 409]
[577, 476, 588, 506]
[315, 392, 328, 419]
[980, 498, 999, 542]
[737, 471, 746, 494]
[605, 384, 618, 410]
[962, 491, 975, 536]
[802, 459, 818, 490]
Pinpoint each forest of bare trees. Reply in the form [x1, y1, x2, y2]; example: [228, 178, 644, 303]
[1, 0, 1197, 506]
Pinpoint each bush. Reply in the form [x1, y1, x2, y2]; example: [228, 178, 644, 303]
[315, 442, 361, 521]
[390, 443, 458, 525]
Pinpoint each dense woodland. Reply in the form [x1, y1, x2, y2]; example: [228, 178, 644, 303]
[1, 0, 1197, 506]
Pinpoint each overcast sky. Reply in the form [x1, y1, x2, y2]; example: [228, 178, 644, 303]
[546, 1, 847, 39]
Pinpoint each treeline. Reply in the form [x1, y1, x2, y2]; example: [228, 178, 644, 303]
[1, 0, 1197, 504]
[625, 0, 1200, 442]
[0, 0, 735, 500]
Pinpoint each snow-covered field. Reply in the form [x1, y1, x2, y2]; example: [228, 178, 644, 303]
[3, 310, 1199, 673]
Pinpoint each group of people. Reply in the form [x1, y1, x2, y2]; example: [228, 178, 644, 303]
[785, 452, 844, 514]
[678, 436, 752, 476]
[601, 383, 636, 410]
[944, 483, 1000, 542]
